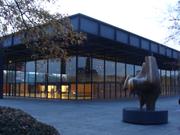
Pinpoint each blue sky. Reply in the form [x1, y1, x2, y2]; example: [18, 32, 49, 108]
[48, 0, 180, 51]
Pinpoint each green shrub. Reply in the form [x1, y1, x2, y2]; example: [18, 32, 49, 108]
[0, 106, 60, 135]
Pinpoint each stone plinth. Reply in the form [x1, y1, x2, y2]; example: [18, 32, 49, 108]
[122, 108, 168, 125]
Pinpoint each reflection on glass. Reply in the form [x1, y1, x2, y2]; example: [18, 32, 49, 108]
[135, 65, 141, 75]
[126, 64, 134, 76]
[171, 71, 175, 95]
[48, 59, 61, 99]
[117, 62, 125, 98]
[92, 58, 104, 99]
[64, 57, 76, 99]
[7, 63, 16, 96]
[16, 62, 25, 96]
[105, 60, 115, 99]
[174, 71, 178, 95]
[175, 71, 179, 94]
[166, 71, 170, 96]
[36, 60, 47, 98]
[161, 70, 166, 96]
[3, 55, 178, 100]
[126, 64, 134, 96]
[77, 57, 91, 99]
[26, 61, 35, 97]
[3, 70, 7, 96]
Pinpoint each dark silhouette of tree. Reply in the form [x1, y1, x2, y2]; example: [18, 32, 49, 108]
[0, 0, 86, 59]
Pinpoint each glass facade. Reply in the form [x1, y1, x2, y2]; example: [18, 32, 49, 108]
[3, 55, 180, 100]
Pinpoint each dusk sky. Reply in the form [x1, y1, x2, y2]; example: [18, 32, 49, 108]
[48, 0, 180, 51]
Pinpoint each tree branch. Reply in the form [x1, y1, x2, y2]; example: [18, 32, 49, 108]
[14, 0, 29, 29]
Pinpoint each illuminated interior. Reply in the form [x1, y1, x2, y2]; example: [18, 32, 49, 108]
[61, 85, 68, 93]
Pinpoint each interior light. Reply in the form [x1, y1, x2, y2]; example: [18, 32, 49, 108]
[61, 85, 68, 93]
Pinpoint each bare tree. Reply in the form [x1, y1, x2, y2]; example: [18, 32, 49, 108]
[166, 0, 180, 45]
[0, 0, 86, 59]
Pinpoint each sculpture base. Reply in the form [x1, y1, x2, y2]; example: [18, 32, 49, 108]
[122, 108, 168, 125]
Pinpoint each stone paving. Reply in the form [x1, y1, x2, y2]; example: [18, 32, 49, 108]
[0, 96, 180, 135]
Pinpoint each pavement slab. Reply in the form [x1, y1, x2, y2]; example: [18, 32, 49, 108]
[0, 96, 180, 135]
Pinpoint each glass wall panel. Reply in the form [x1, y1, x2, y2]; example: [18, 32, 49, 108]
[175, 71, 180, 94]
[174, 70, 178, 94]
[3, 64, 9, 96]
[161, 70, 166, 96]
[133, 65, 142, 96]
[170, 71, 173, 95]
[178, 71, 180, 94]
[15, 62, 25, 96]
[26, 61, 35, 97]
[7, 63, 16, 96]
[78, 57, 91, 99]
[126, 64, 134, 97]
[135, 65, 141, 75]
[92, 58, 104, 99]
[105, 60, 115, 99]
[48, 59, 61, 99]
[64, 57, 76, 99]
[171, 71, 175, 95]
[166, 70, 170, 96]
[116, 62, 125, 98]
[3, 70, 7, 96]
[5, 66, 10, 96]
[36, 60, 47, 98]
[126, 64, 134, 76]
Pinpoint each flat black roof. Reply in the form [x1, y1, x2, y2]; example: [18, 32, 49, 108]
[70, 13, 179, 60]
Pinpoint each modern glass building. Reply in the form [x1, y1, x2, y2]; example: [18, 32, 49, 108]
[0, 14, 179, 100]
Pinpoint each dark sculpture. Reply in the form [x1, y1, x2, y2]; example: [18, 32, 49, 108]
[123, 56, 161, 111]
